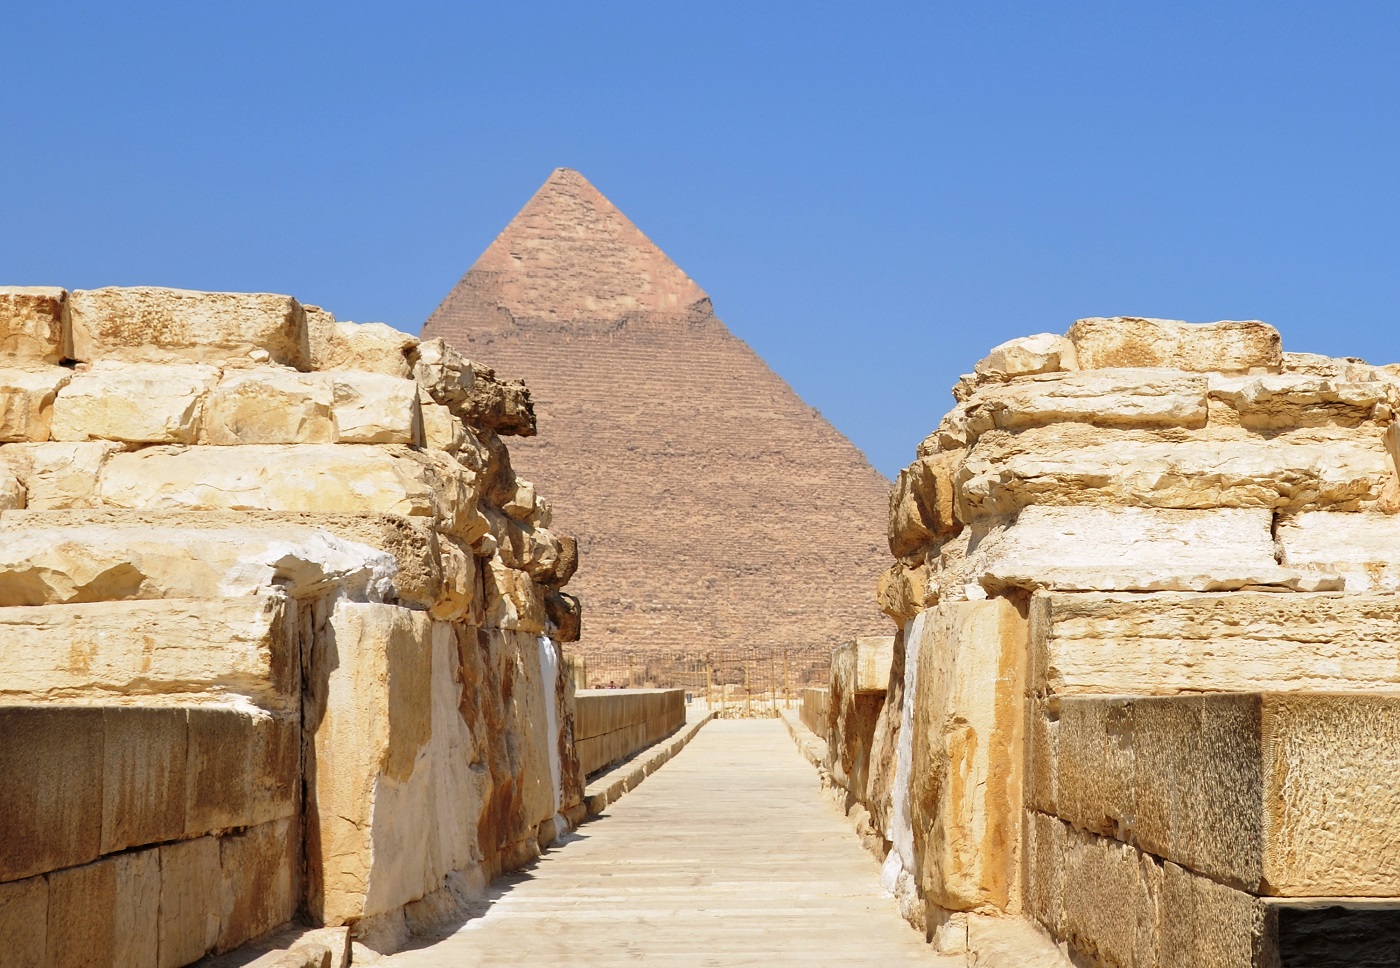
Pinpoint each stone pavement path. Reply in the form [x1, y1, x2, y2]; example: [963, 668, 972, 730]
[382, 718, 961, 967]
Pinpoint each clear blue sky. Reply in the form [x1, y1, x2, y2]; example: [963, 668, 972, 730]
[6, 2, 1398, 477]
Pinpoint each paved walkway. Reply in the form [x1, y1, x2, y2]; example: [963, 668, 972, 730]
[383, 718, 959, 967]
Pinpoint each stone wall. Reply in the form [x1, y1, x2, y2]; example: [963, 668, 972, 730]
[573, 688, 686, 776]
[800, 687, 829, 738]
[0, 286, 585, 963]
[848, 318, 1400, 964]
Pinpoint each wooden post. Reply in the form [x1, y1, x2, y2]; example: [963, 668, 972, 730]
[783, 649, 791, 709]
[744, 662, 751, 717]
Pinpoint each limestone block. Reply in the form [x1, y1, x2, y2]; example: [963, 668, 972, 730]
[1208, 373, 1389, 429]
[545, 589, 582, 642]
[910, 598, 1027, 913]
[483, 555, 547, 633]
[0, 707, 102, 881]
[1055, 694, 1400, 896]
[1067, 316, 1282, 372]
[978, 506, 1332, 594]
[1030, 591, 1400, 697]
[877, 560, 928, 625]
[101, 707, 188, 853]
[0, 875, 46, 967]
[1277, 511, 1400, 592]
[306, 601, 433, 925]
[888, 450, 961, 557]
[502, 477, 536, 520]
[0, 286, 68, 363]
[429, 535, 476, 621]
[1023, 810, 1065, 938]
[0, 509, 442, 610]
[219, 819, 299, 953]
[331, 371, 420, 444]
[964, 369, 1208, 436]
[1159, 862, 1269, 968]
[414, 338, 536, 436]
[0, 441, 124, 508]
[113, 849, 161, 968]
[974, 333, 1077, 379]
[418, 391, 467, 453]
[0, 523, 396, 606]
[159, 836, 222, 968]
[0, 594, 299, 710]
[50, 362, 216, 443]
[203, 369, 334, 444]
[959, 424, 1392, 519]
[1061, 824, 1162, 968]
[306, 308, 417, 378]
[98, 444, 438, 520]
[0, 367, 70, 442]
[46, 855, 117, 966]
[0, 464, 21, 510]
[487, 507, 565, 583]
[1026, 698, 1058, 816]
[70, 287, 310, 369]
[420, 448, 485, 542]
[827, 637, 891, 804]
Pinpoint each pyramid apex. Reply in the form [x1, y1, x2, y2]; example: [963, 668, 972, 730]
[426, 169, 711, 333]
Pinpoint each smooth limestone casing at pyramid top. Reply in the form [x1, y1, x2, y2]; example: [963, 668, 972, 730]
[0, 285, 592, 964]
[423, 168, 892, 685]
[811, 319, 1400, 967]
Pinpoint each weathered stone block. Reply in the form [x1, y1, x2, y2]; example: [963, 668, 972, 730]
[1067, 316, 1282, 372]
[219, 818, 299, 953]
[0, 594, 298, 710]
[1208, 373, 1388, 430]
[203, 369, 335, 444]
[69, 287, 310, 369]
[45, 855, 117, 967]
[1054, 693, 1400, 896]
[888, 451, 960, 557]
[0, 441, 124, 509]
[545, 589, 581, 642]
[414, 338, 536, 436]
[0, 509, 442, 610]
[1160, 861, 1269, 968]
[0, 367, 70, 442]
[963, 369, 1208, 433]
[1030, 591, 1400, 697]
[98, 444, 439, 520]
[0, 875, 47, 967]
[959, 425, 1391, 519]
[909, 598, 1027, 913]
[0, 287, 68, 363]
[187, 708, 299, 836]
[1277, 510, 1400, 592]
[158, 836, 222, 968]
[0, 522, 397, 606]
[331, 371, 420, 444]
[101, 707, 188, 853]
[0, 707, 102, 881]
[974, 333, 1077, 379]
[113, 849, 161, 968]
[827, 636, 892, 805]
[306, 310, 417, 378]
[482, 555, 546, 633]
[50, 362, 216, 444]
[978, 505, 1326, 594]
[1061, 823, 1161, 968]
[306, 601, 433, 925]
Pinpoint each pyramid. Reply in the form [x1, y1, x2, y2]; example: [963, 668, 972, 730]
[424, 168, 891, 685]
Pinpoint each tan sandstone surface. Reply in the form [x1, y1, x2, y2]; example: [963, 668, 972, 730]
[0, 285, 591, 965]
[422, 168, 890, 684]
[804, 316, 1400, 966]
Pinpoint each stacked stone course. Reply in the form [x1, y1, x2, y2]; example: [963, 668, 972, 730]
[822, 316, 1400, 965]
[0, 286, 585, 964]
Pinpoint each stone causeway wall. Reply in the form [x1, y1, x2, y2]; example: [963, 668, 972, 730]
[0, 286, 585, 964]
[573, 688, 686, 777]
[820, 316, 1400, 966]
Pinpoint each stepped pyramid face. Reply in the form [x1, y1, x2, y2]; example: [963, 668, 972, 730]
[425, 168, 891, 683]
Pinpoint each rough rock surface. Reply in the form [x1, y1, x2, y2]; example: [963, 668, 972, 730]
[844, 316, 1400, 964]
[0, 286, 586, 966]
[422, 168, 889, 682]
